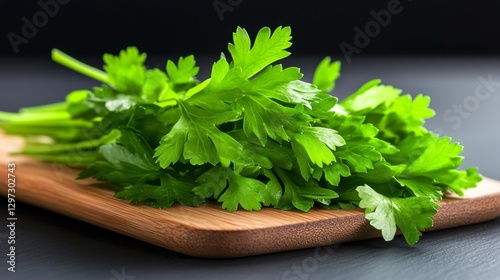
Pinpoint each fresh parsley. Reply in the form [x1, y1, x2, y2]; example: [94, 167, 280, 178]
[0, 26, 482, 245]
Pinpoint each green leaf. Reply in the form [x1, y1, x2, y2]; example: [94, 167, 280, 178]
[336, 145, 381, 173]
[425, 167, 482, 196]
[320, 163, 351, 186]
[238, 95, 297, 145]
[377, 94, 435, 141]
[404, 137, 463, 176]
[351, 161, 405, 185]
[115, 174, 204, 208]
[398, 177, 443, 201]
[154, 101, 242, 168]
[306, 93, 339, 120]
[193, 165, 229, 199]
[66, 90, 92, 118]
[291, 128, 341, 169]
[228, 26, 292, 79]
[341, 81, 401, 113]
[234, 135, 294, 170]
[185, 57, 244, 112]
[357, 184, 438, 245]
[103, 47, 147, 92]
[388, 133, 482, 196]
[78, 129, 160, 186]
[248, 65, 321, 108]
[166, 55, 199, 85]
[82, 84, 143, 115]
[218, 171, 265, 211]
[313, 57, 341, 93]
[261, 169, 283, 206]
[142, 69, 169, 101]
[275, 169, 338, 211]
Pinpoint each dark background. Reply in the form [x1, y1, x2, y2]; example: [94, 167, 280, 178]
[1, 0, 500, 58]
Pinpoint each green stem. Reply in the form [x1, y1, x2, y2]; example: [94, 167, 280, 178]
[20, 130, 119, 154]
[1, 110, 70, 121]
[1, 126, 84, 141]
[51, 48, 109, 84]
[3, 119, 94, 127]
[19, 102, 67, 114]
[0, 111, 18, 121]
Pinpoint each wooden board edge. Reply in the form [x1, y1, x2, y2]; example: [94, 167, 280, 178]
[162, 193, 500, 258]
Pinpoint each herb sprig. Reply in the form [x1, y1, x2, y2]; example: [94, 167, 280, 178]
[0, 26, 481, 245]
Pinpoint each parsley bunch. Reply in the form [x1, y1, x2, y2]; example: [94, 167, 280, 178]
[0, 26, 481, 245]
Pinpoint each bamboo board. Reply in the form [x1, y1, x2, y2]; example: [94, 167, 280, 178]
[1, 134, 499, 258]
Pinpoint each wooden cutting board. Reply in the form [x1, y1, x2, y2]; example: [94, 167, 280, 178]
[1, 134, 500, 258]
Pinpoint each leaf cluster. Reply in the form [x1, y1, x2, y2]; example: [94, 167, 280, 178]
[0, 26, 482, 245]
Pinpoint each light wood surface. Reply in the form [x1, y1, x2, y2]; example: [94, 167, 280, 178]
[0, 134, 499, 258]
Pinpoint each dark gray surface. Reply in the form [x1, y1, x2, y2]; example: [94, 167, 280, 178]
[0, 56, 499, 280]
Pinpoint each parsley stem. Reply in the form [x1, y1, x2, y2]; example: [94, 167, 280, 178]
[51, 49, 109, 84]
[19, 102, 67, 114]
[20, 130, 120, 154]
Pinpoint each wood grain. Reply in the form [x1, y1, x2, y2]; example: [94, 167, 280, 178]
[0, 134, 499, 258]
